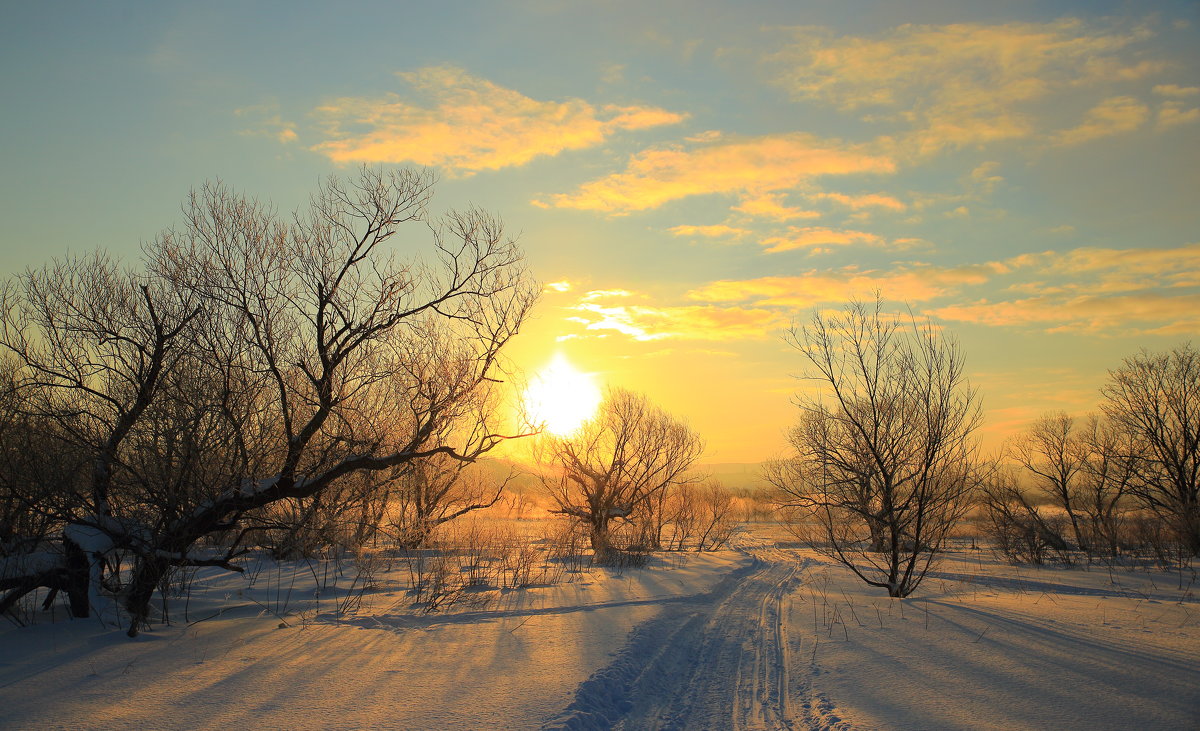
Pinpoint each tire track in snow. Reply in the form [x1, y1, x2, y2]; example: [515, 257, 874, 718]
[542, 543, 805, 730]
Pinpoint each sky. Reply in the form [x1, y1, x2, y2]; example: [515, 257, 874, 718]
[2, 1, 1198, 463]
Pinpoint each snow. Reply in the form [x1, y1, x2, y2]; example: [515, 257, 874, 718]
[63, 523, 115, 554]
[1, 523, 1198, 730]
[0, 550, 62, 581]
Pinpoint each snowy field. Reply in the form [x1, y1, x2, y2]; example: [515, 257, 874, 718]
[1, 523, 1197, 730]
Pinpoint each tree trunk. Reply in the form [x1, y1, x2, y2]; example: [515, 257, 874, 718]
[62, 538, 91, 618]
[124, 555, 169, 637]
[589, 519, 615, 563]
[1179, 507, 1200, 557]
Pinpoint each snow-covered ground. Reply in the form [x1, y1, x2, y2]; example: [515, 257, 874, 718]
[1, 524, 1197, 730]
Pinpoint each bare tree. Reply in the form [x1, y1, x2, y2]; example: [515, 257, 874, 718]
[1009, 412, 1088, 551]
[771, 298, 982, 598]
[644, 479, 736, 551]
[1074, 415, 1135, 556]
[539, 388, 704, 561]
[692, 480, 737, 551]
[0, 253, 200, 618]
[387, 453, 511, 549]
[1101, 344, 1200, 555]
[1, 167, 538, 634]
[977, 464, 1072, 565]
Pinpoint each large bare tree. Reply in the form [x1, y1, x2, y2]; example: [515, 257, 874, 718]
[1102, 344, 1200, 555]
[771, 298, 982, 598]
[0, 167, 538, 634]
[1009, 412, 1088, 551]
[540, 388, 704, 561]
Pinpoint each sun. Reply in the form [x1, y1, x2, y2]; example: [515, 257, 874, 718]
[524, 353, 602, 437]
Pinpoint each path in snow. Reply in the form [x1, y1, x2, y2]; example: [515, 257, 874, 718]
[543, 538, 833, 731]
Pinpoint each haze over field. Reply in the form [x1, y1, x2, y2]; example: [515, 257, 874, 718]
[2, 1, 1198, 462]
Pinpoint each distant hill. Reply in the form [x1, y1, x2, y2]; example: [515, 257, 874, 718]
[692, 462, 770, 492]
[475, 456, 772, 494]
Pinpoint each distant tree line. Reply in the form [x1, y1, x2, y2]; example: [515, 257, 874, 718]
[982, 344, 1200, 565]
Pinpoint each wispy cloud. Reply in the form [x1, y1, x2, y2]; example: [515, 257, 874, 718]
[732, 193, 820, 220]
[1051, 96, 1149, 146]
[668, 224, 750, 240]
[560, 241, 1199, 341]
[688, 264, 998, 307]
[1153, 84, 1200, 97]
[935, 243, 1200, 333]
[1157, 101, 1200, 130]
[235, 103, 298, 144]
[682, 241, 1200, 335]
[759, 226, 885, 254]
[310, 66, 685, 173]
[1011, 242, 1200, 286]
[770, 20, 1165, 156]
[811, 192, 907, 211]
[566, 290, 786, 341]
[535, 132, 894, 212]
[931, 293, 1200, 335]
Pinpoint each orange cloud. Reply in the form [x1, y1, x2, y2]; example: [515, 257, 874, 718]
[1153, 84, 1200, 97]
[931, 294, 1200, 335]
[1052, 96, 1149, 146]
[759, 226, 884, 253]
[688, 264, 997, 307]
[927, 243, 1200, 333]
[537, 132, 894, 212]
[311, 66, 685, 173]
[670, 242, 1200, 336]
[668, 224, 750, 239]
[812, 192, 907, 211]
[1157, 101, 1200, 130]
[1013, 242, 1200, 289]
[235, 103, 298, 144]
[772, 20, 1165, 156]
[566, 292, 786, 341]
[732, 193, 821, 220]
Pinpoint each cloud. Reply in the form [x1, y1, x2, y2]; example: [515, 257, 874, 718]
[1014, 242, 1200, 287]
[1051, 96, 1149, 146]
[565, 291, 786, 341]
[1153, 84, 1200, 97]
[929, 243, 1200, 333]
[770, 20, 1164, 156]
[759, 226, 885, 253]
[310, 66, 685, 173]
[930, 294, 1200, 335]
[600, 63, 626, 85]
[545, 281, 573, 293]
[561, 243, 1200, 340]
[688, 264, 998, 307]
[812, 192, 906, 211]
[732, 193, 820, 220]
[579, 288, 634, 301]
[235, 103, 298, 144]
[536, 132, 894, 212]
[668, 224, 750, 239]
[1157, 101, 1200, 130]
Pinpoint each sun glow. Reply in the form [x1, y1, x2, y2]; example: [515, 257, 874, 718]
[524, 353, 603, 437]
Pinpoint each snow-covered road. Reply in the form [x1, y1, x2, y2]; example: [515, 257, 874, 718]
[545, 539, 819, 730]
[543, 535, 1200, 731]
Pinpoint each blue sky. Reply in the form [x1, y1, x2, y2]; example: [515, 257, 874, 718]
[2, 1, 1198, 461]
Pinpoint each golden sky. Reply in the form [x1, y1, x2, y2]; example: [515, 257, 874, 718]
[2, 1, 1198, 462]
